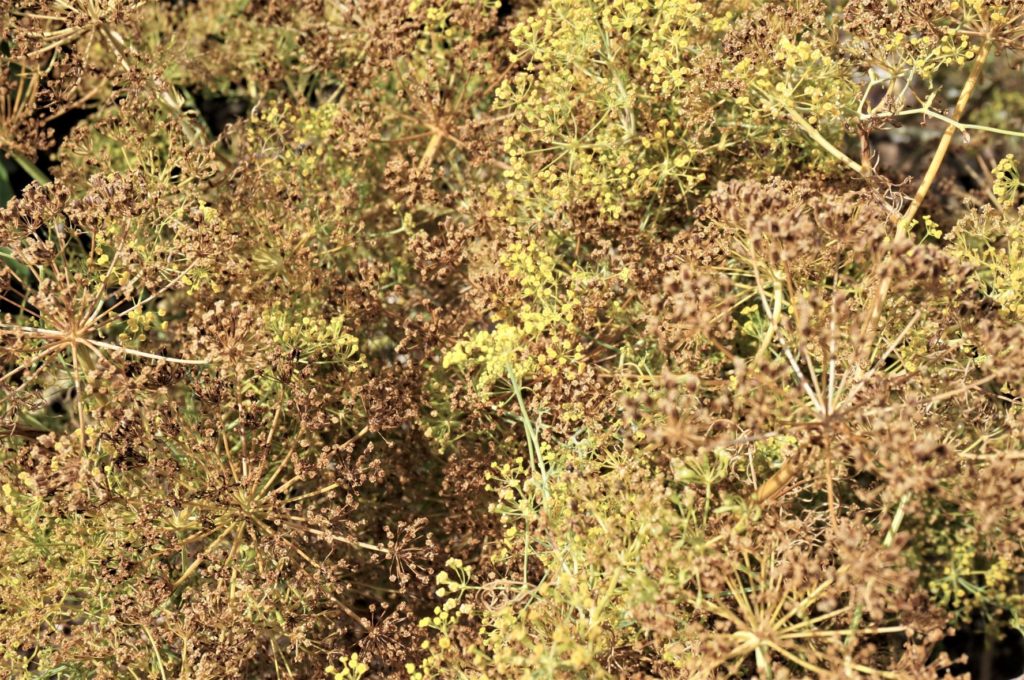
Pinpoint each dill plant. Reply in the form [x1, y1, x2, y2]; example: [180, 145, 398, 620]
[2, 0, 1024, 678]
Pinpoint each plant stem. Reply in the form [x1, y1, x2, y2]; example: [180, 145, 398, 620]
[8, 150, 51, 185]
[419, 132, 443, 170]
[785, 107, 866, 176]
[862, 43, 991, 353]
[85, 338, 210, 365]
[509, 369, 550, 502]
[754, 457, 797, 505]
[882, 493, 910, 548]
[897, 42, 991, 233]
[877, 106, 1024, 139]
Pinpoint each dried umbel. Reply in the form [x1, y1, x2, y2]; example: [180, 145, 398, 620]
[3, 0, 1024, 678]
[0, 174, 217, 432]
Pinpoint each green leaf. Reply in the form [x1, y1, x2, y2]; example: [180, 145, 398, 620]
[0, 158, 13, 205]
[9, 150, 50, 186]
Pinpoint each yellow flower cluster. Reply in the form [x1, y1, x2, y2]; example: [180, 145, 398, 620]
[993, 154, 1021, 208]
[442, 241, 583, 388]
[873, 28, 975, 74]
[496, 0, 718, 221]
[245, 101, 350, 186]
[963, 0, 1021, 25]
[950, 204, 1024, 319]
[119, 305, 168, 341]
[264, 306, 362, 364]
[408, 0, 501, 38]
[420, 437, 706, 677]
[928, 533, 1021, 617]
[1, 479, 17, 516]
[407, 558, 473, 680]
[483, 457, 535, 564]
[325, 653, 369, 679]
[732, 35, 853, 127]
[633, 0, 707, 96]
[1, 472, 42, 524]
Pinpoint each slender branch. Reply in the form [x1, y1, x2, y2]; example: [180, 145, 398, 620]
[418, 132, 443, 170]
[882, 493, 909, 548]
[860, 43, 991, 356]
[8, 150, 51, 185]
[872, 106, 1024, 140]
[753, 457, 798, 505]
[85, 338, 209, 365]
[897, 42, 991, 233]
[785, 107, 866, 176]
[509, 369, 550, 501]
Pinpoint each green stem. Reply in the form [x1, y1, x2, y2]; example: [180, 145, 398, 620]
[879, 107, 1024, 139]
[882, 493, 910, 548]
[8, 150, 51, 185]
[509, 369, 550, 502]
[785, 106, 866, 176]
